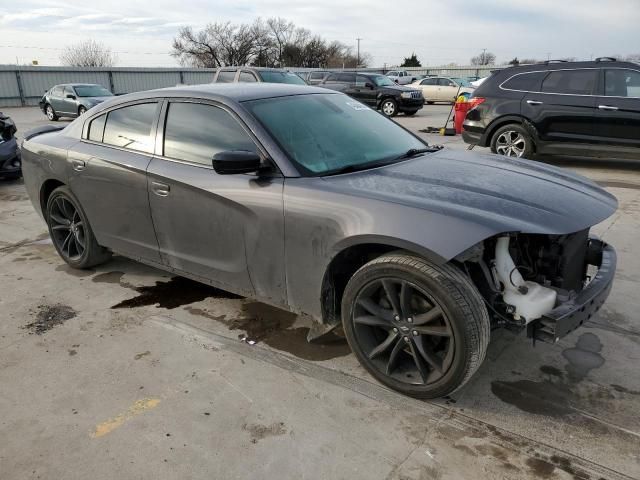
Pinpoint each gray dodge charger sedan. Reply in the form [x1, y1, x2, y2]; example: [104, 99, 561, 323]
[21, 83, 617, 398]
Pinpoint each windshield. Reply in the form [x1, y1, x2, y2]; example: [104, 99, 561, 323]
[246, 94, 427, 176]
[74, 85, 113, 97]
[258, 71, 306, 85]
[373, 75, 395, 87]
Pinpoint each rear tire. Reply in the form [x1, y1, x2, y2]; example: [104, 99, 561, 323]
[45, 104, 58, 121]
[490, 123, 535, 159]
[426, 101, 435, 105]
[46, 186, 111, 269]
[341, 252, 490, 399]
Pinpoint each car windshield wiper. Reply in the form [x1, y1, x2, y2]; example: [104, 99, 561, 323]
[394, 147, 437, 160]
[322, 160, 397, 176]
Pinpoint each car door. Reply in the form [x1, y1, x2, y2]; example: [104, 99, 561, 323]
[352, 75, 378, 106]
[521, 68, 598, 143]
[419, 78, 438, 101]
[49, 86, 66, 112]
[146, 99, 286, 300]
[69, 101, 162, 262]
[61, 86, 78, 115]
[438, 78, 458, 102]
[592, 68, 640, 154]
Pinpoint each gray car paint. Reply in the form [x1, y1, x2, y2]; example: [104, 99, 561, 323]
[21, 84, 618, 326]
[40, 84, 113, 118]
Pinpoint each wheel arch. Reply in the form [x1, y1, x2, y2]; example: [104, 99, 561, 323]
[40, 178, 66, 217]
[483, 115, 530, 147]
[319, 237, 447, 327]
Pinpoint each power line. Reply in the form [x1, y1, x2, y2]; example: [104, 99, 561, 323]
[0, 44, 172, 55]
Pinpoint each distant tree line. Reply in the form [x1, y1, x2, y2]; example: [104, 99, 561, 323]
[60, 40, 116, 67]
[171, 17, 372, 69]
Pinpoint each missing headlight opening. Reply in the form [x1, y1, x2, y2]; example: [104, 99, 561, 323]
[460, 230, 610, 341]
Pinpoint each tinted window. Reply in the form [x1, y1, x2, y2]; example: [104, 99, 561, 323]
[438, 78, 455, 86]
[246, 94, 425, 175]
[64, 86, 75, 96]
[216, 70, 236, 83]
[541, 69, 597, 95]
[310, 72, 326, 80]
[163, 102, 256, 165]
[258, 71, 306, 85]
[88, 114, 106, 142]
[238, 71, 257, 83]
[421, 78, 437, 86]
[103, 103, 157, 153]
[336, 73, 355, 83]
[604, 69, 640, 98]
[502, 71, 546, 92]
[355, 75, 370, 87]
[75, 85, 112, 97]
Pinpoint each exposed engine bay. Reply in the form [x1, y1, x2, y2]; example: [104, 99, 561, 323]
[459, 229, 611, 342]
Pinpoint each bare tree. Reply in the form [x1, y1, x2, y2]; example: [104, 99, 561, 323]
[470, 51, 496, 66]
[60, 40, 116, 67]
[172, 17, 371, 69]
[623, 53, 640, 63]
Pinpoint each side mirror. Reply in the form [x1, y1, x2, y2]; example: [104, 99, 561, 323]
[212, 150, 262, 175]
[66, 94, 76, 99]
[365, 82, 375, 89]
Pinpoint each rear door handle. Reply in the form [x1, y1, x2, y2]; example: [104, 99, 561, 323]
[151, 181, 170, 197]
[71, 159, 86, 171]
[526, 100, 543, 106]
[598, 105, 619, 111]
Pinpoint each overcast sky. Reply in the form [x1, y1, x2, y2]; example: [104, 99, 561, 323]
[1, 0, 638, 67]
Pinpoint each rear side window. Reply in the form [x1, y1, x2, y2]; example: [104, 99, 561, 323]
[238, 71, 257, 83]
[421, 78, 437, 85]
[438, 78, 455, 86]
[103, 103, 158, 153]
[604, 69, 640, 98]
[216, 70, 236, 83]
[541, 69, 597, 95]
[309, 72, 326, 80]
[337, 73, 355, 83]
[501, 71, 546, 92]
[163, 102, 257, 165]
[88, 114, 106, 142]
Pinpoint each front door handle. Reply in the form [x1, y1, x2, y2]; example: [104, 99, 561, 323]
[598, 105, 619, 111]
[526, 100, 543, 106]
[71, 159, 86, 171]
[151, 181, 170, 197]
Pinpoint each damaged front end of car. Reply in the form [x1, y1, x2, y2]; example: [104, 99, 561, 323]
[457, 229, 616, 344]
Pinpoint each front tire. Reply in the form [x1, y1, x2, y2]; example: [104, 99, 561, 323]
[342, 252, 490, 399]
[78, 106, 87, 116]
[380, 99, 398, 117]
[46, 186, 111, 269]
[490, 124, 535, 159]
[45, 104, 58, 121]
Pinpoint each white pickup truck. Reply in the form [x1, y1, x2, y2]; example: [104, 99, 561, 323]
[385, 70, 417, 85]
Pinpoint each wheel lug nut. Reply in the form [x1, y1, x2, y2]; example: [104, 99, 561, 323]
[394, 315, 400, 321]
[393, 328, 398, 333]
[403, 336, 409, 342]
[412, 331, 418, 336]
[407, 317, 413, 323]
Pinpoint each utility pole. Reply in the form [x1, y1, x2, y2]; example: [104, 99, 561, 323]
[356, 38, 362, 69]
[482, 48, 487, 64]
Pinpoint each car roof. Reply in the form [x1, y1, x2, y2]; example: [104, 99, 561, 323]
[498, 60, 638, 74]
[115, 83, 335, 103]
[217, 67, 297, 72]
[53, 83, 102, 87]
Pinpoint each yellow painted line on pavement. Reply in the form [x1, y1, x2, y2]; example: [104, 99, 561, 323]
[91, 398, 161, 438]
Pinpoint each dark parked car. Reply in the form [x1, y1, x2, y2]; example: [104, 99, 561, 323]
[462, 58, 640, 159]
[0, 112, 21, 180]
[213, 67, 307, 85]
[319, 72, 423, 116]
[21, 83, 617, 399]
[39, 84, 114, 121]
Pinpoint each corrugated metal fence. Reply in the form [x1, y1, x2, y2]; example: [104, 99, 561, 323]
[0, 66, 215, 107]
[0, 65, 500, 107]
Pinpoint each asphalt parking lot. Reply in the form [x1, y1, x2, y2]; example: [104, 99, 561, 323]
[1, 106, 639, 480]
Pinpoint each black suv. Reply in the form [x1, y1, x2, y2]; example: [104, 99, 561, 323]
[462, 58, 640, 160]
[319, 72, 423, 116]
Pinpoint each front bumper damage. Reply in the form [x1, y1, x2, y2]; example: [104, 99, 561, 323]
[527, 239, 616, 343]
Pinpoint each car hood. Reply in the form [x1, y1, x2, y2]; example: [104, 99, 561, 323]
[82, 96, 112, 104]
[320, 149, 617, 235]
